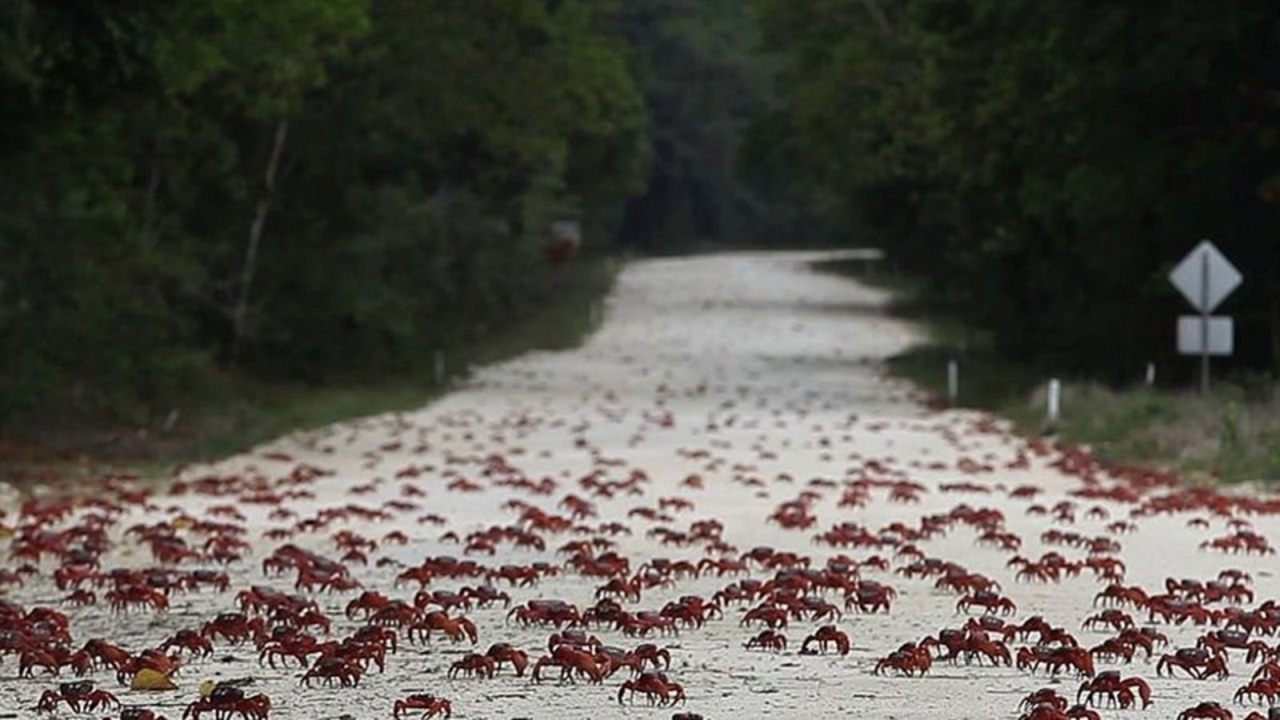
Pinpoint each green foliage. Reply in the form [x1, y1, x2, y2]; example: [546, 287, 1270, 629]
[614, 0, 805, 250]
[1039, 383, 1280, 484]
[0, 1, 647, 425]
[827, 259, 1280, 484]
[179, 257, 618, 464]
[156, 0, 369, 111]
[753, 0, 1280, 380]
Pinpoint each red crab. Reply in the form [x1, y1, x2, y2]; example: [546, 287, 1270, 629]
[159, 630, 213, 659]
[801, 625, 850, 655]
[617, 671, 686, 706]
[393, 694, 451, 719]
[182, 684, 270, 720]
[744, 630, 787, 652]
[37, 681, 119, 713]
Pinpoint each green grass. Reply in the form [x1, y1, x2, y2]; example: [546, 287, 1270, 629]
[174, 256, 619, 464]
[815, 258, 1280, 484]
[1050, 384, 1280, 483]
[2, 256, 620, 480]
[885, 346, 1043, 415]
[813, 257, 1041, 411]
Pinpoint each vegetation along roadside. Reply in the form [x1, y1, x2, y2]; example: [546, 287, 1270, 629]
[0, 1, 786, 481]
[0, 257, 619, 483]
[816, 258, 1280, 485]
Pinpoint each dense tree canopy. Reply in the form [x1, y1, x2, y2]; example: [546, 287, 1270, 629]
[0, 0, 651, 421]
[8, 0, 1278, 428]
[614, 0, 801, 250]
[750, 0, 1280, 380]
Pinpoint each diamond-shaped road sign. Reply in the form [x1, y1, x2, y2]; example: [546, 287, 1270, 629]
[1168, 239, 1242, 313]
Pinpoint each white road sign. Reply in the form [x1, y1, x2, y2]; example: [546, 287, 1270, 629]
[1177, 315, 1234, 356]
[1168, 239, 1242, 312]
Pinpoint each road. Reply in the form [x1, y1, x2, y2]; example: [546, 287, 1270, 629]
[4, 251, 1277, 719]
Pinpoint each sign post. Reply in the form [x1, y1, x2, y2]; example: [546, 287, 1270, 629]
[1168, 240, 1241, 394]
[1199, 249, 1209, 394]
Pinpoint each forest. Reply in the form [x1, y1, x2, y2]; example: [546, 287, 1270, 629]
[748, 0, 1280, 381]
[4, 0, 1280, 436]
[0, 1, 781, 430]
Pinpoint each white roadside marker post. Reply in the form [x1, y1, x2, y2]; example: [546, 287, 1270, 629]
[1047, 379, 1061, 424]
[946, 359, 959, 405]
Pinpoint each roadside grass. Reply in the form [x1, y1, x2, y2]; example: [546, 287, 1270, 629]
[814, 257, 1280, 484]
[2, 256, 620, 481]
[812, 257, 1042, 412]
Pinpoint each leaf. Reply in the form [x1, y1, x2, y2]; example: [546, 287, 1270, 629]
[131, 668, 178, 691]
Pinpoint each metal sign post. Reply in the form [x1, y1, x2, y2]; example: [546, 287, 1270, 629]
[1199, 250, 1209, 394]
[1169, 240, 1241, 394]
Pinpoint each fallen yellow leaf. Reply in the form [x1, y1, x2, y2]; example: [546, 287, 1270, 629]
[131, 668, 177, 691]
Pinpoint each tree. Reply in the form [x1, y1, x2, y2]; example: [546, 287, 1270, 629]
[751, 0, 1280, 379]
[0, 0, 650, 422]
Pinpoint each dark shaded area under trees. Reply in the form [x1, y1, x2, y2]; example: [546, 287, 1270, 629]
[747, 0, 1280, 383]
[614, 0, 804, 251]
[0, 1, 794, 435]
[8, 0, 1280, 446]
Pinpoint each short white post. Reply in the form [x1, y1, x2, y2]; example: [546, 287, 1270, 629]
[433, 350, 446, 384]
[946, 359, 959, 404]
[1047, 378, 1061, 423]
[1145, 362, 1156, 386]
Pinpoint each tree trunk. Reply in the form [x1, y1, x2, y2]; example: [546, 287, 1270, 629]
[230, 118, 289, 365]
[139, 152, 162, 248]
[858, 0, 893, 34]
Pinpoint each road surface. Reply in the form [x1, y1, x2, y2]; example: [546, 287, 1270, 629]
[4, 251, 1277, 719]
